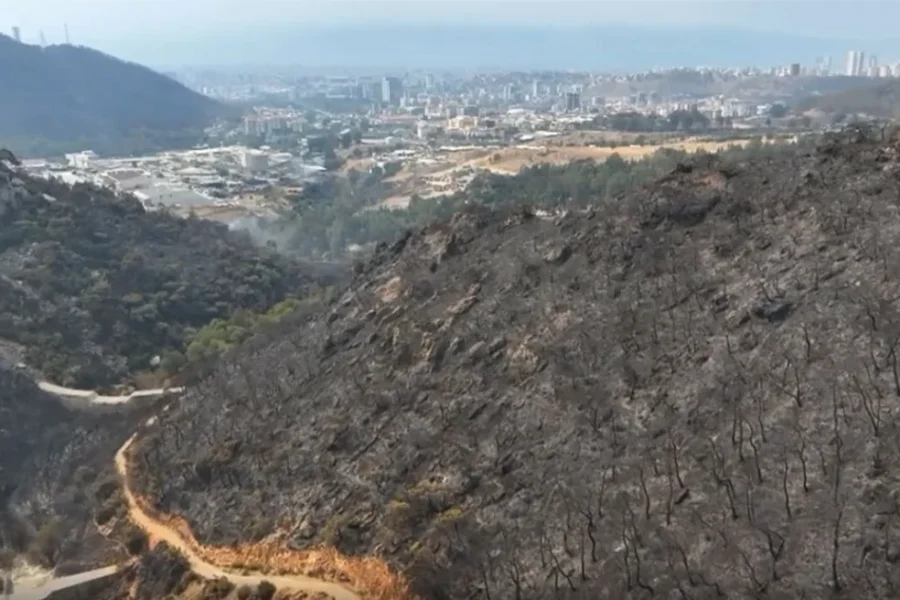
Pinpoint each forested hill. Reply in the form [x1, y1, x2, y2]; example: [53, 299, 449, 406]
[0, 155, 346, 389]
[0, 35, 235, 157]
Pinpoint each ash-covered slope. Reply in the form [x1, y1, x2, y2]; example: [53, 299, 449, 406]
[0, 362, 150, 569]
[133, 129, 900, 598]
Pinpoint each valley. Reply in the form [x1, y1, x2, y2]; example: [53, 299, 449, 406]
[11, 125, 900, 600]
[10, 11, 900, 600]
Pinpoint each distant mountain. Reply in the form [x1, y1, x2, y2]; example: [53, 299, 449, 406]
[796, 78, 900, 118]
[0, 35, 236, 157]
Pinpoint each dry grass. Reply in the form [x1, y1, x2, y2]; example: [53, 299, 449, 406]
[466, 139, 754, 174]
[123, 442, 415, 600]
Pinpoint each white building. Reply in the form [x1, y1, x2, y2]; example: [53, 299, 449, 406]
[868, 55, 879, 77]
[416, 120, 431, 139]
[240, 150, 269, 172]
[64, 150, 97, 170]
[846, 50, 865, 76]
[106, 168, 151, 192]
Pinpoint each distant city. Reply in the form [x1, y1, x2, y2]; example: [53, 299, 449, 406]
[8, 22, 887, 235]
[168, 47, 896, 132]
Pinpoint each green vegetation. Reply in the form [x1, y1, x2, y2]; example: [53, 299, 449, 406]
[0, 167, 344, 389]
[272, 135, 817, 260]
[180, 286, 339, 367]
[600, 108, 713, 132]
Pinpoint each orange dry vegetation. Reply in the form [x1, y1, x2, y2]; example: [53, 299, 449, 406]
[126, 452, 416, 600]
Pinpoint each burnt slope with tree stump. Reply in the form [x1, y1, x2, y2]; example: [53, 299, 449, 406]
[0, 156, 346, 389]
[132, 126, 900, 599]
[0, 361, 154, 572]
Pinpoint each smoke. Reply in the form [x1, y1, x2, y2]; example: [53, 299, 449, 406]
[227, 215, 301, 253]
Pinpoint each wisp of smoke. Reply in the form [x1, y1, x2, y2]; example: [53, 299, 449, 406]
[228, 215, 301, 253]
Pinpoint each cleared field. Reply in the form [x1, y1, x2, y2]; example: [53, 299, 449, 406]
[368, 138, 764, 210]
[468, 139, 753, 174]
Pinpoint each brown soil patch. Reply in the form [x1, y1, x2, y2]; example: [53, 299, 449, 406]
[117, 436, 414, 600]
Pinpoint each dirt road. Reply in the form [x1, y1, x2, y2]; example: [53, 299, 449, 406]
[38, 381, 184, 405]
[115, 436, 361, 600]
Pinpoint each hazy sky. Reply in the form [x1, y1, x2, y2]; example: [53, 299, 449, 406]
[3, 1, 900, 66]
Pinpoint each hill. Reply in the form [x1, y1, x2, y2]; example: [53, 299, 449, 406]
[797, 79, 900, 118]
[0, 35, 234, 157]
[0, 361, 152, 572]
[128, 126, 900, 599]
[0, 154, 346, 389]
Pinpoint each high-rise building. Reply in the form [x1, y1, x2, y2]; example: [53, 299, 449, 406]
[846, 51, 866, 76]
[868, 54, 879, 77]
[565, 92, 581, 112]
[11, 27, 20, 42]
[362, 81, 382, 102]
[381, 77, 403, 106]
[532, 79, 540, 98]
[789, 63, 801, 77]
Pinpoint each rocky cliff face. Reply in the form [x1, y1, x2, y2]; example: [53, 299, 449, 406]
[132, 129, 900, 599]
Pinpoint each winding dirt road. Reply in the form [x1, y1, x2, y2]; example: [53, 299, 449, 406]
[114, 435, 361, 600]
[38, 381, 183, 405]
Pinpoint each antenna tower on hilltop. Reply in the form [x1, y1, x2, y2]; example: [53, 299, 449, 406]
[64, 24, 70, 44]
[39, 30, 46, 47]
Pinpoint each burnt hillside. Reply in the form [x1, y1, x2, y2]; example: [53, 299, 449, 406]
[133, 129, 900, 599]
[0, 362, 151, 569]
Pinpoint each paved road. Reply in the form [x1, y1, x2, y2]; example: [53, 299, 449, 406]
[10, 566, 118, 600]
[37, 382, 184, 405]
